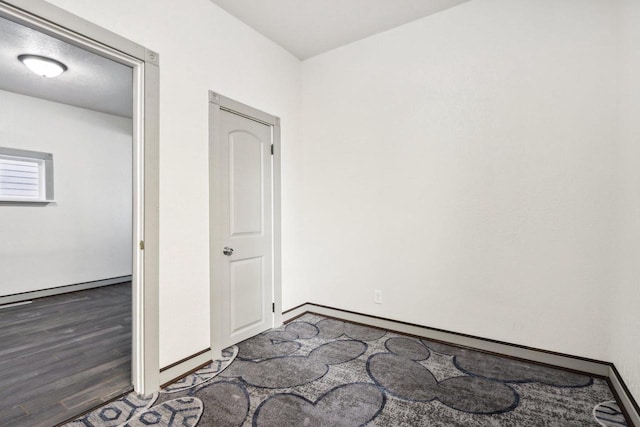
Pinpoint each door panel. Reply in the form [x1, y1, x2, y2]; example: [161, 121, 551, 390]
[230, 257, 263, 333]
[229, 131, 264, 236]
[212, 109, 272, 349]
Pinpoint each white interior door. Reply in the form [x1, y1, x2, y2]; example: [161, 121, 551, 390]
[212, 107, 273, 351]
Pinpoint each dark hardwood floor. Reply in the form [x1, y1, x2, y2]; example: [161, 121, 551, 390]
[0, 283, 132, 426]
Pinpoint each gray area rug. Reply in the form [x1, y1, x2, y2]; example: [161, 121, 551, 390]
[66, 313, 626, 426]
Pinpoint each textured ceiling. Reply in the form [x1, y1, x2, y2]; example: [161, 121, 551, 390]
[209, 0, 471, 59]
[0, 15, 132, 118]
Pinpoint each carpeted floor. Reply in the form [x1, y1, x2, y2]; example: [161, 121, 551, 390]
[66, 313, 627, 426]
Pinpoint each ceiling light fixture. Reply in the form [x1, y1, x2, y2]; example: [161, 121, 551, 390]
[18, 54, 67, 78]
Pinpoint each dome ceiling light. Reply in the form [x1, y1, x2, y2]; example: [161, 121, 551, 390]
[18, 54, 67, 78]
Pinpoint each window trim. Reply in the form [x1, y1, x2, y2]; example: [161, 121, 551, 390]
[0, 147, 54, 203]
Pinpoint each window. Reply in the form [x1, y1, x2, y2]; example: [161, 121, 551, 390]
[0, 147, 54, 202]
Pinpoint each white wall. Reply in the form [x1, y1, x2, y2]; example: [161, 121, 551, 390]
[612, 0, 640, 402]
[300, 0, 618, 362]
[40, 0, 639, 401]
[0, 89, 132, 295]
[43, 0, 305, 367]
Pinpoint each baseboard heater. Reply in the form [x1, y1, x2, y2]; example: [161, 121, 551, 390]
[281, 302, 640, 427]
[0, 276, 132, 306]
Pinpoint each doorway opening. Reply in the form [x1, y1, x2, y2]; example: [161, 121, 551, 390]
[0, 0, 159, 423]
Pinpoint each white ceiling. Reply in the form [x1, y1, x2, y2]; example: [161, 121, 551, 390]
[209, 0, 472, 59]
[0, 2, 469, 116]
[0, 15, 132, 118]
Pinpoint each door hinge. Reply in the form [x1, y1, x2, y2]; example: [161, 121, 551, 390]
[139, 240, 145, 250]
[270, 144, 274, 155]
[272, 302, 275, 313]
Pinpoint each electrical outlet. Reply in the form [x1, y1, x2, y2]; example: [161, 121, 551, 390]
[373, 289, 382, 304]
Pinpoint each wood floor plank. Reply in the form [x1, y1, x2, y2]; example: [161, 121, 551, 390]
[0, 404, 28, 425]
[0, 283, 132, 426]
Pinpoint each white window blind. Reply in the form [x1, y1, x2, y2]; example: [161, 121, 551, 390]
[0, 156, 43, 199]
[0, 147, 54, 203]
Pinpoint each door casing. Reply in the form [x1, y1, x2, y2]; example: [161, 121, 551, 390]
[0, 0, 160, 395]
[208, 91, 282, 357]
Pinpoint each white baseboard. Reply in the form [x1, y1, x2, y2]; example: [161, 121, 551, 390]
[0, 276, 132, 305]
[159, 349, 212, 387]
[283, 303, 639, 425]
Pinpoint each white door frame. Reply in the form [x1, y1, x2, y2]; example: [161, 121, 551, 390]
[0, 0, 160, 395]
[208, 91, 282, 357]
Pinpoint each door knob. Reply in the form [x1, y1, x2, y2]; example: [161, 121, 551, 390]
[223, 247, 234, 256]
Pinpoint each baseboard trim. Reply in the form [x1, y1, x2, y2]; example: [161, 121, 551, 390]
[159, 348, 212, 386]
[282, 302, 307, 316]
[283, 302, 639, 426]
[609, 365, 640, 426]
[0, 276, 133, 305]
[284, 303, 609, 375]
